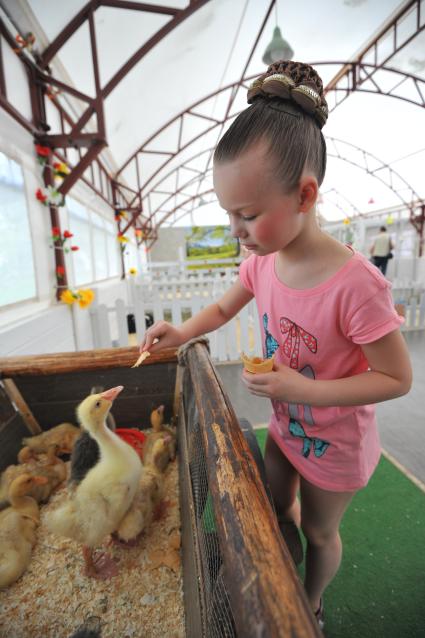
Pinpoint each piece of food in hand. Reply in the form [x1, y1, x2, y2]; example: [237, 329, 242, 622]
[132, 351, 151, 368]
[241, 352, 274, 374]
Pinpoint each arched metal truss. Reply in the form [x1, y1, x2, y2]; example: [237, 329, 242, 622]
[139, 136, 422, 249]
[0, 0, 424, 259]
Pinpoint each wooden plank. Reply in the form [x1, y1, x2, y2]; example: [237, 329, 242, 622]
[184, 342, 321, 638]
[0, 346, 177, 377]
[0, 412, 30, 472]
[12, 364, 177, 430]
[0, 381, 16, 426]
[2, 378, 42, 434]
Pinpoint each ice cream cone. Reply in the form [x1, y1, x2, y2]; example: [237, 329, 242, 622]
[241, 352, 274, 374]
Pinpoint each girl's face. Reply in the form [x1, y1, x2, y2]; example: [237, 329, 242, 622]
[213, 141, 314, 256]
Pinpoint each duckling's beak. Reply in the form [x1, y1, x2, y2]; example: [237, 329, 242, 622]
[100, 386, 124, 402]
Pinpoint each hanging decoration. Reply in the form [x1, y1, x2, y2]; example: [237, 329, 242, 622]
[386, 214, 394, 225]
[135, 228, 145, 240]
[128, 267, 137, 276]
[14, 32, 36, 54]
[343, 217, 351, 225]
[35, 144, 50, 165]
[115, 210, 127, 221]
[60, 288, 95, 309]
[117, 233, 129, 244]
[35, 185, 65, 207]
[50, 227, 79, 252]
[53, 161, 71, 178]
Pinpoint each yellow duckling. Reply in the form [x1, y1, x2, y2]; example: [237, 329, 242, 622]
[114, 438, 168, 545]
[0, 473, 47, 588]
[143, 405, 176, 470]
[46, 386, 142, 579]
[0, 452, 67, 506]
[18, 423, 80, 464]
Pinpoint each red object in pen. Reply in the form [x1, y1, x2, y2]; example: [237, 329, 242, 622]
[115, 428, 146, 458]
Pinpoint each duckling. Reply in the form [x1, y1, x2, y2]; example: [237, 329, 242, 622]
[114, 438, 168, 545]
[18, 423, 80, 464]
[46, 386, 142, 579]
[143, 406, 176, 470]
[69, 385, 116, 487]
[0, 474, 48, 588]
[0, 450, 67, 505]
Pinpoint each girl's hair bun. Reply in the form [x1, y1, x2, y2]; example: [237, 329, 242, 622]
[247, 60, 328, 128]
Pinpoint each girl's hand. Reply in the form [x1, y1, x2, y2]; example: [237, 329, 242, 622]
[140, 320, 186, 354]
[241, 362, 311, 403]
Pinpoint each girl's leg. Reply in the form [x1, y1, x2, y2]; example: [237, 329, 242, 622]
[265, 434, 300, 524]
[264, 434, 303, 564]
[300, 478, 356, 611]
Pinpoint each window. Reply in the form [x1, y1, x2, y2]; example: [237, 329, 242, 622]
[105, 220, 121, 277]
[123, 233, 138, 273]
[67, 198, 94, 286]
[92, 214, 109, 280]
[0, 152, 36, 306]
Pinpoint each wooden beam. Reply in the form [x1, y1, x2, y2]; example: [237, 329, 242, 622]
[2, 379, 42, 434]
[0, 347, 178, 377]
[184, 342, 321, 638]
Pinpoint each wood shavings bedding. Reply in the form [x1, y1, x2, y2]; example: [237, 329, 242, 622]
[0, 460, 185, 638]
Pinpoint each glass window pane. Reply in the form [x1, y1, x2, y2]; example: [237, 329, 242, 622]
[0, 152, 36, 306]
[106, 220, 121, 277]
[67, 198, 93, 285]
[92, 223, 108, 280]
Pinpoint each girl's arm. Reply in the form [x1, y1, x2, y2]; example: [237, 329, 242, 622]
[242, 329, 412, 407]
[140, 278, 254, 353]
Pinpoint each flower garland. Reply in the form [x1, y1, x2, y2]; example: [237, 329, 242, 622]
[34, 145, 67, 207]
[50, 226, 79, 253]
[60, 288, 95, 309]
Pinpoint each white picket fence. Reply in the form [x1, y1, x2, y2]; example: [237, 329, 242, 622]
[89, 274, 262, 361]
[89, 276, 425, 360]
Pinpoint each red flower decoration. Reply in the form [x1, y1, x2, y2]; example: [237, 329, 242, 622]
[63, 230, 73, 238]
[71, 246, 79, 251]
[36, 188, 47, 203]
[56, 265, 65, 277]
[34, 144, 50, 157]
[52, 226, 61, 236]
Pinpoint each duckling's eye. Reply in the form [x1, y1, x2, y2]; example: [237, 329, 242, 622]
[95, 400, 101, 407]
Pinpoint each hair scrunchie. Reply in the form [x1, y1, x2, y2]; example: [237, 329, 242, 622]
[247, 60, 328, 129]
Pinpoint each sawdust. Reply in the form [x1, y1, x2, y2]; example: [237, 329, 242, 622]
[0, 460, 185, 638]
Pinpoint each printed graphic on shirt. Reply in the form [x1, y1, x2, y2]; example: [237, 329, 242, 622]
[263, 313, 279, 358]
[288, 419, 330, 458]
[280, 317, 318, 369]
[288, 364, 330, 458]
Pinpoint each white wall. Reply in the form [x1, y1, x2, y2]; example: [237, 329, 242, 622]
[0, 107, 128, 357]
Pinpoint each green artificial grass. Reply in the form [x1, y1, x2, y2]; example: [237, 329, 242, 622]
[254, 427, 425, 638]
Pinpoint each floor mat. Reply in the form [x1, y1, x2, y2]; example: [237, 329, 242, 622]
[254, 427, 425, 637]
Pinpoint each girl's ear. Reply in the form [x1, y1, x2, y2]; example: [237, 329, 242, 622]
[299, 176, 319, 213]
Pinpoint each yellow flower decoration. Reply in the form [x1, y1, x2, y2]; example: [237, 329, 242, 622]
[60, 289, 76, 305]
[343, 217, 350, 225]
[117, 234, 129, 244]
[129, 267, 137, 276]
[60, 288, 94, 308]
[77, 288, 95, 308]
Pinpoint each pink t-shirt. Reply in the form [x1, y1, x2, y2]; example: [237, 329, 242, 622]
[239, 249, 404, 492]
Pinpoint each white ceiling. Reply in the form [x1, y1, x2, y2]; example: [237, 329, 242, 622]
[4, 0, 425, 223]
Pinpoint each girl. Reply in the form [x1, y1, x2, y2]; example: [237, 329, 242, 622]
[139, 60, 412, 628]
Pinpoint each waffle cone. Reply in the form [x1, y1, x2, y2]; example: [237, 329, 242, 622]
[241, 352, 274, 374]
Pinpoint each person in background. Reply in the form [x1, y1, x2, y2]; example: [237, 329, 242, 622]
[370, 226, 394, 276]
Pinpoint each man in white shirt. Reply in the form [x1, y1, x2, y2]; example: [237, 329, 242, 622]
[370, 226, 394, 276]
